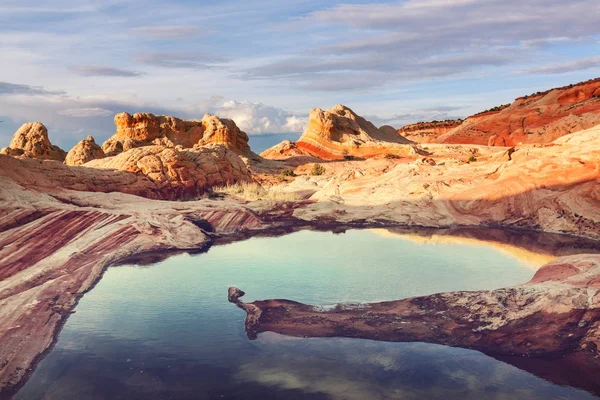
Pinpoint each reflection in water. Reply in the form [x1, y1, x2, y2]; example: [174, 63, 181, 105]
[15, 228, 600, 399]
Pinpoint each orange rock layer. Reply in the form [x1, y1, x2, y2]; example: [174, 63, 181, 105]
[436, 78, 600, 146]
[262, 104, 412, 160]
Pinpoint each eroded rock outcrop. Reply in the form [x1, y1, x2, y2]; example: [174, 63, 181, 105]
[0, 122, 66, 161]
[0, 142, 252, 201]
[436, 78, 600, 146]
[261, 105, 412, 160]
[88, 144, 252, 200]
[102, 112, 251, 156]
[65, 135, 105, 166]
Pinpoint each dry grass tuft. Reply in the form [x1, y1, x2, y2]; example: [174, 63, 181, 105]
[213, 181, 300, 202]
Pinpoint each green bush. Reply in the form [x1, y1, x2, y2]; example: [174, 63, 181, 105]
[311, 163, 325, 176]
[468, 156, 477, 163]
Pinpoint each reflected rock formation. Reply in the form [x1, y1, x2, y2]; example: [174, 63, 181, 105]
[229, 254, 600, 395]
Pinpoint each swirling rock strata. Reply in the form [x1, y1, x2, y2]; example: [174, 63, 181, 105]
[261, 105, 412, 160]
[436, 78, 600, 146]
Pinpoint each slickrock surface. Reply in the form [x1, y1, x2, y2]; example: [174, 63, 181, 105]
[228, 253, 600, 393]
[65, 135, 105, 166]
[436, 78, 600, 146]
[261, 105, 412, 160]
[0, 177, 268, 395]
[0, 122, 66, 161]
[283, 124, 600, 241]
[398, 120, 463, 143]
[102, 112, 251, 156]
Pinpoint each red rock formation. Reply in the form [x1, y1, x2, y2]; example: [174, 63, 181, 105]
[65, 135, 105, 166]
[436, 78, 600, 146]
[261, 105, 412, 160]
[0, 122, 66, 161]
[102, 112, 251, 156]
[398, 120, 463, 143]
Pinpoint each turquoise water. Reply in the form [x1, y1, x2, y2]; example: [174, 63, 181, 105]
[15, 229, 598, 399]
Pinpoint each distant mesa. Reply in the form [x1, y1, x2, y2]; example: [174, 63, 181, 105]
[0, 122, 67, 161]
[262, 104, 412, 160]
[102, 112, 252, 157]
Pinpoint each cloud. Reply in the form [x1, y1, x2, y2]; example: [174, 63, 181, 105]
[516, 56, 600, 74]
[0, 81, 64, 96]
[207, 99, 307, 134]
[70, 66, 144, 77]
[240, 0, 600, 91]
[134, 52, 225, 69]
[58, 108, 114, 117]
[367, 106, 467, 129]
[129, 25, 203, 40]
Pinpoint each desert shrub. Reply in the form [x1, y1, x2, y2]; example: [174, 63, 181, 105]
[468, 156, 477, 162]
[280, 169, 296, 177]
[213, 182, 299, 202]
[311, 163, 325, 176]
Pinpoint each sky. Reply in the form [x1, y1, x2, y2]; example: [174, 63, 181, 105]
[1, 0, 599, 151]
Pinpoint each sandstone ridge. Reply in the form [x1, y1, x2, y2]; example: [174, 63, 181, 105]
[435, 78, 600, 146]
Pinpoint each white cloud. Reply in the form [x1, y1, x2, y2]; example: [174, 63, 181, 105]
[516, 56, 600, 75]
[241, 0, 600, 90]
[129, 25, 203, 40]
[69, 66, 144, 77]
[58, 108, 113, 117]
[209, 100, 307, 134]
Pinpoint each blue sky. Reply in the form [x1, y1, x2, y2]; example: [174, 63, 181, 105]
[1, 0, 599, 150]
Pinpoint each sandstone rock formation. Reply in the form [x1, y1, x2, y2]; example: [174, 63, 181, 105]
[102, 112, 251, 156]
[276, 123, 600, 241]
[0, 142, 252, 201]
[0, 122, 66, 161]
[65, 135, 105, 166]
[398, 119, 463, 143]
[261, 105, 412, 160]
[87, 144, 252, 199]
[436, 78, 600, 146]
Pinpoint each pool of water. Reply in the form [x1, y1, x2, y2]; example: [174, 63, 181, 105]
[15, 229, 599, 399]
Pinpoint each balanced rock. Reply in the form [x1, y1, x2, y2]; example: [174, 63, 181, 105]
[102, 112, 251, 156]
[0, 122, 66, 161]
[65, 136, 105, 166]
